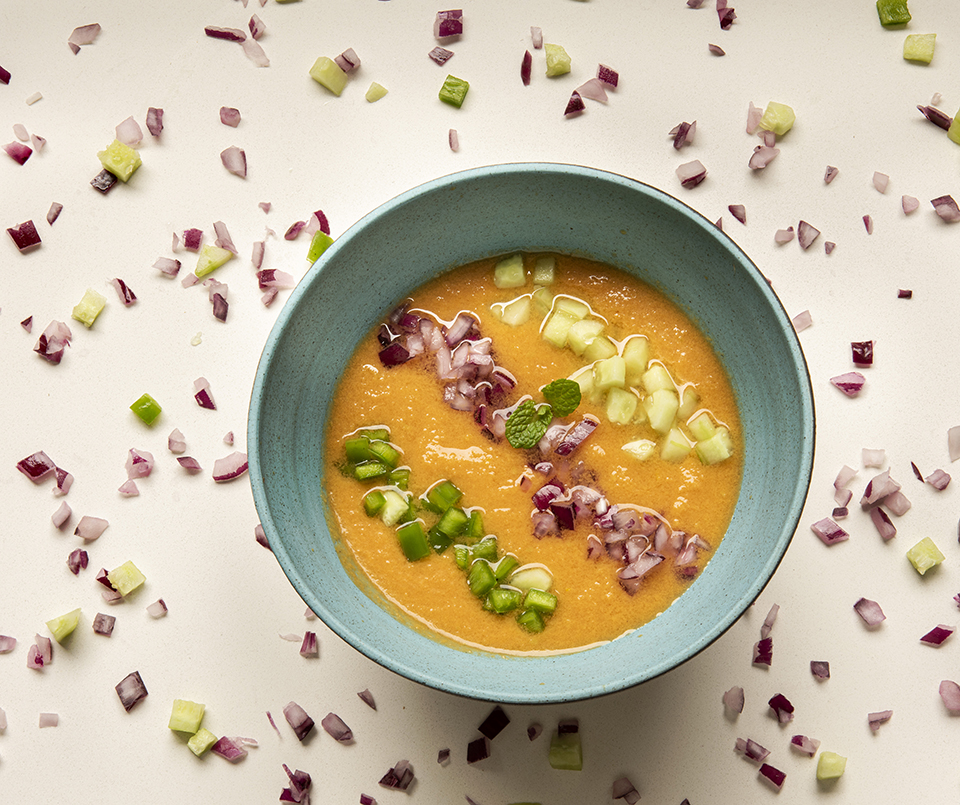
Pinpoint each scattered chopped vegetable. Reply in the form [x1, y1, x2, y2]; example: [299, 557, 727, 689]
[130, 393, 162, 425]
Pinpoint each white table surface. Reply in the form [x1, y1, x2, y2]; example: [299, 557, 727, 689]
[3, 1, 960, 801]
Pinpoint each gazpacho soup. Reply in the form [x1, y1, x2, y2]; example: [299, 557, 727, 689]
[324, 253, 742, 654]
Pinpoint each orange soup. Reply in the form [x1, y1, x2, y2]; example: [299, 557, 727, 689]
[324, 254, 742, 654]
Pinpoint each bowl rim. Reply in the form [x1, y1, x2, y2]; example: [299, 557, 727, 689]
[248, 162, 816, 703]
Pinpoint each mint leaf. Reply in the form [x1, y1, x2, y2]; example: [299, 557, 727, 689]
[505, 400, 553, 449]
[541, 378, 582, 418]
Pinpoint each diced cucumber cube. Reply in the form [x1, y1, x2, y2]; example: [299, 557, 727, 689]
[541, 308, 580, 348]
[605, 387, 638, 424]
[97, 139, 141, 182]
[71, 288, 107, 328]
[687, 411, 717, 441]
[566, 319, 605, 356]
[363, 489, 386, 517]
[309, 56, 348, 96]
[396, 520, 431, 561]
[496, 295, 532, 327]
[468, 559, 497, 597]
[548, 730, 582, 770]
[554, 296, 590, 320]
[903, 33, 936, 63]
[758, 101, 796, 136]
[531, 286, 553, 315]
[307, 230, 334, 262]
[876, 0, 910, 27]
[949, 116, 960, 146]
[169, 699, 205, 734]
[570, 367, 596, 401]
[195, 244, 234, 278]
[365, 82, 389, 102]
[46, 608, 81, 643]
[594, 356, 626, 392]
[508, 565, 553, 593]
[107, 560, 146, 597]
[582, 335, 618, 362]
[188, 727, 218, 757]
[516, 608, 545, 633]
[487, 587, 523, 614]
[816, 751, 847, 780]
[439, 75, 470, 108]
[677, 385, 699, 420]
[906, 537, 944, 575]
[643, 388, 679, 434]
[641, 363, 674, 393]
[523, 587, 558, 614]
[696, 428, 734, 465]
[661, 427, 693, 462]
[494, 254, 526, 289]
[621, 438, 657, 461]
[622, 336, 650, 386]
[130, 393, 162, 425]
[532, 255, 556, 285]
[544, 43, 571, 77]
[379, 489, 410, 527]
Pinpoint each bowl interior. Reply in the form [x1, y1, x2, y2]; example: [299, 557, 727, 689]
[249, 163, 814, 704]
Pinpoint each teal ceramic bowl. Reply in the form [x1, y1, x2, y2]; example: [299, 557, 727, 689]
[248, 163, 814, 704]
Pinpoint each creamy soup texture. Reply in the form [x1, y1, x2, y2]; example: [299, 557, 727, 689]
[324, 254, 742, 654]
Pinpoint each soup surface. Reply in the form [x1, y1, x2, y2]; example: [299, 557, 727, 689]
[324, 254, 742, 654]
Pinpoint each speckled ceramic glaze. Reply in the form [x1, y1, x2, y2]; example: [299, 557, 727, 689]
[248, 163, 815, 704]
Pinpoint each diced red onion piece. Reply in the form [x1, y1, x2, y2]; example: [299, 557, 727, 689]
[564, 90, 585, 116]
[357, 688, 376, 710]
[810, 660, 830, 679]
[257, 269, 296, 290]
[242, 37, 270, 67]
[918, 103, 952, 129]
[205, 26, 246, 42]
[320, 712, 353, 742]
[768, 692, 794, 723]
[861, 447, 883, 466]
[753, 636, 773, 666]
[249, 14, 266, 39]
[478, 705, 510, 739]
[926, 469, 951, 490]
[300, 631, 318, 658]
[434, 9, 463, 39]
[556, 417, 598, 455]
[854, 597, 885, 626]
[746, 101, 762, 133]
[115, 670, 148, 711]
[718, 5, 737, 28]
[863, 214, 874, 234]
[213, 451, 248, 482]
[68, 23, 101, 49]
[830, 371, 865, 397]
[213, 220, 237, 253]
[7, 219, 41, 250]
[251, 240, 265, 270]
[676, 159, 707, 188]
[736, 737, 770, 762]
[44, 202, 64, 226]
[220, 107, 241, 127]
[212, 736, 247, 762]
[67, 548, 88, 575]
[115, 116, 143, 146]
[117, 479, 138, 496]
[939, 680, 960, 713]
[759, 763, 786, 790]
[797, 220, 820, 249]
[949, 426, 960, 462]
[823, 165, 839, 184]
[90, 168, 118, 193]
[521, 50, 532, 86]
[39, 713, 59, 728]
[868, 710, 892, 732]
[428, 46, 454, 65]
[749, 145, 779, 170]
[283, 701, 314, 741]
[448, 128, 459, 152]
[379, 760, 415, 791]
[126, 448, 155, 480]
[146, 107, 163, 136]
[437, 747, 451, 765]
[596, 63, 619, 88]
[774, 226, 795, 244]
[183, 228, 203, 251]
[335, 48, 360, 72]
[932, 195, 960, 222]
[0, 65, 10, 85]
[18, 450, 56, 482]
[709, 43, 725, 55]
[728, 204, 746, 224]
[722, 685, 744, 713]
[790, 734, 821, 756]
[791, 309, 812, 332]
[35, 634, 52, 664]
[27, 643, 44, 670]
[869, 506, 897, 541]
[811, 517, 848, 545]
[920, 624, 954, 646]
[168, 428, 187, 454]
[221, 146, 247, 178]
[109, 277, 137, 305]
[527, 722, 543, 741]
[899, 195, 920, 216]
[466, 735, 490, 763]
[21, 315, 33, 332]
[873, 171, 889, 193]
[0, 635, 16, 654]
[193, 377, 217, 410]
[52, 501, 72, 529]
[612, 776, 641, 803]
[284, 221, 306, 240]
[153, 257, 181, 277]
[146, 599, 168, 618]
[577, 78, 607, 103]
[531, 26, 543, 49]
[760, 603, 779, 638]
[75, 515, 109, 542]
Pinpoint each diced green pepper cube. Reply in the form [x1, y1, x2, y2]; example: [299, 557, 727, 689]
[307, 230, 334, 262]
[906, 537, 944, 575]
[523, 587, 558, 614]
[309, 56, 348, 96]
[428, 524, 453, 554]
[494, 254, 526, 289]
[388, 467, 410, 490]
[487, 586, 523, 614]
[423, 479, 463, 512]
[188, 727, 218, 756]
[97, 139, 142, 182]
[436, 506, 469, 539]
[71, 288, 107, 328]
[368, 440, 402, 469]
[46, 608, 81, 643]
[195, 244, 234, 278]
[903, 33, 936, 63]
[532, 255, 556, 285]
[359, 427, 391, 441]
[344, 437, 374, 463]
[493, 554, 520, 581]
[467, 510, 485, 539]
[544, 43, 571, 77]
[108, 560, 146, 597]
[130, 393, 162, 425]
[454, 543, 471, 570]
[363, 489, 386, 517]
[471, 536, 499, 563]
[396, 520, 431, 561]
[758, 101, 796, 136]
[816, 751, 847, 780]
[353, 460, 390, 481]
[548, 730, 582, 770]
[876, 0, 910, 27]
[516, 608, 545, 633]
[439, 75, 470, 108]
[467, 559, 497, 597]
[168, 699, 205, 734]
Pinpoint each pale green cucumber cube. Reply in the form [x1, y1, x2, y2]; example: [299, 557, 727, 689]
[594, 356, 626, 392]
[532, 286, 554, 315]
[816, 751, 847, 780]
[541, 308, 580, 348]
[309, 56, 348, 96]
[508, 565, 553, 593]
[949, 115, 960, 146]
[554, 296, 590, 320]
[604, 387, 637, 424]
[494, 254, 526, 288]
[677, 385, 699, 420]
[641, 363, 675, 394]
[169, 699, 205, 733]
[566, 319, 605, 356]
[108, 561, 146, 597]
[570, 367, 597, 402]
[696, 428, 734, 465]
[195, 244, 234, 278]
[544, 43, 571, 77]
[496, 295, 531, 326]
[46, 608, 81, 643]
[661, 427, 692, 462]
[380, 489, 410, 527]
[365, 82, 389, 102]
[71, 288, 107, 328]
[532, 255, 556, 285]
[758, 101, 796, 136]
[307, 230, 334, 262]
[582, 335, 618, 362]
[906, 537, 944, 575]
[687, 410, 717, 441]
[97, 139, 141, 182]
[622, 336, 650, 386]
[622, 439, 657, 461]
[643, 388, 679, 434]
[188, 727, 218, 756]
[548, 730, 582, 770]
[903, 33, 936, 63]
